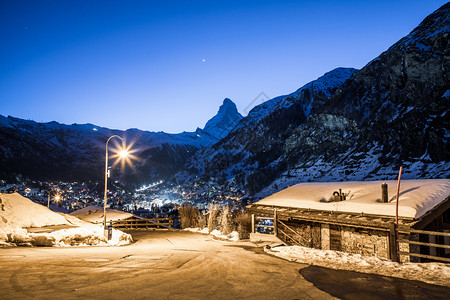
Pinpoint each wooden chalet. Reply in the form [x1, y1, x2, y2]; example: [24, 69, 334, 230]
[247, 179, 450, 263]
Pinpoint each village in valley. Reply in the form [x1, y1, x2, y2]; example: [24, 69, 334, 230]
[0, 177, 246, 218]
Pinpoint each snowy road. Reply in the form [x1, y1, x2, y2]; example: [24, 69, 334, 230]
[0, 230, 449, 299]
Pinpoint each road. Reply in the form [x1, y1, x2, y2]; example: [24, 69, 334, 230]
[0, 230, 449, 299]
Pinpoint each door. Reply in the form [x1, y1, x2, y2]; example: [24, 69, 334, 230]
[330, 225, 342, 251]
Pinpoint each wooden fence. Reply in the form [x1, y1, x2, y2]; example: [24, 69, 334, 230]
[394, 226, 450, 263]
[110, 218, 172, 229]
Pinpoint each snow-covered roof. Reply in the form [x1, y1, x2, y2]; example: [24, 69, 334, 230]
[70, 205, 139, 223]
[254, 179, 450, 219]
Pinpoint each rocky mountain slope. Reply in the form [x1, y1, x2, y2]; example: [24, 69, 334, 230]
[0, 98, 242, 184]
[176, 3, 450, 197]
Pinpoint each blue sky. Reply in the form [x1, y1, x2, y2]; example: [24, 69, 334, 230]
[0, 0, 447, 133]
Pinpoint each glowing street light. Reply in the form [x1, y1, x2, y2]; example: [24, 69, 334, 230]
[47, 189, 61, 208]
[103, 135, 129, 239]
[118, 149, 129, 158]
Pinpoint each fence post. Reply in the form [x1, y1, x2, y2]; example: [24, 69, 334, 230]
[251, 214, 255, 233]
[274, 209, 278, 237]
[389, 223, 399, 262]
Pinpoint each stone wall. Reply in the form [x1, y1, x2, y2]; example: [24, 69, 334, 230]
[321, 224, 330, 250]
[318, 224, 392, 259]
[279, 219, 411, 262]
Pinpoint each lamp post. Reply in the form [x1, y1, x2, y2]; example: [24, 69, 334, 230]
[47, 189, 60, 208]
[104, 135, 129, 238]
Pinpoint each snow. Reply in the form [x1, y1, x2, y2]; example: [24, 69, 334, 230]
[0, 192, 73, 228]
[202, 98, 243, 140]
[255, 179, 450, 219]
[0, 193, 132, 247]
[244, 68, 357, 121]
[184, 227, 239, 242]
[70, 205, 139, 224]
[210, 229, 239, 242]
[5, 225, 132, 247]
[34, 225, 132, 246]
[443, 89, 450, 100]
[266, 245, 450, 287]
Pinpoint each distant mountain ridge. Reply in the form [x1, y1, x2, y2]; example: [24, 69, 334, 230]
[0, 98, 242, 183]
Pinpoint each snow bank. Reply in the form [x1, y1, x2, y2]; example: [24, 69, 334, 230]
[256, 179, 450, 218]
[184, 228, 239, 242]
[210, 229, 239, 242]
[32, 225, 132, 247]
[4, 225, 132, 247]
[266, 245, 450, 287]
[0, 193, 71, 228]
[0, 193, 132, 247]
[184, 227, 210, 234]
[4, 226, 133, 247]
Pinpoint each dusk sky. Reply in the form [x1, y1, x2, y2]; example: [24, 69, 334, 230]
[0, 0, 446, 133]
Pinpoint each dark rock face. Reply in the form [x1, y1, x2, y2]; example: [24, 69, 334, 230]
[326, 3, 449, 163]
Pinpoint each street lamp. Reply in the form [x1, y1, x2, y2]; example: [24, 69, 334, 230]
[47, 189, 61, 208]
[104, 135, 129, 238]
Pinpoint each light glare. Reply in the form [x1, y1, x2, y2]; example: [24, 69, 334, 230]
[110, 139, 139, 169]
[118, 149, 129, 158]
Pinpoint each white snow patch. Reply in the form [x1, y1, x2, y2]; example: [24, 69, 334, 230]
[184, 227, 239, 241]
[443, 90, 450, 100]
[266, 245, 450, 287]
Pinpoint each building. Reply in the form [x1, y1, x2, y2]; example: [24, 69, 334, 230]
[247, 179, 450, 262]
[70, 205, 142, 224]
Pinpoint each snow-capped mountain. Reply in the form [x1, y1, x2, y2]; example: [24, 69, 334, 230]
[0, 98, 242, 183]
[201, 98, 243, 140]
[175, 3, 450, 197]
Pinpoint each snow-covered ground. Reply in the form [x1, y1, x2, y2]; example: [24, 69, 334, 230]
[184, 227, 239, 242]
[183, 226, 450, 287]
[0, 193, 132, 247]
[266, 245, 450, 287]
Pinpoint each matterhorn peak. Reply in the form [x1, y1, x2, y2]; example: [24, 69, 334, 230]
[203, 98, 243, 141]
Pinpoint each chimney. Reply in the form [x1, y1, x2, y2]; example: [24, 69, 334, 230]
[382, 183, 388, 203]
